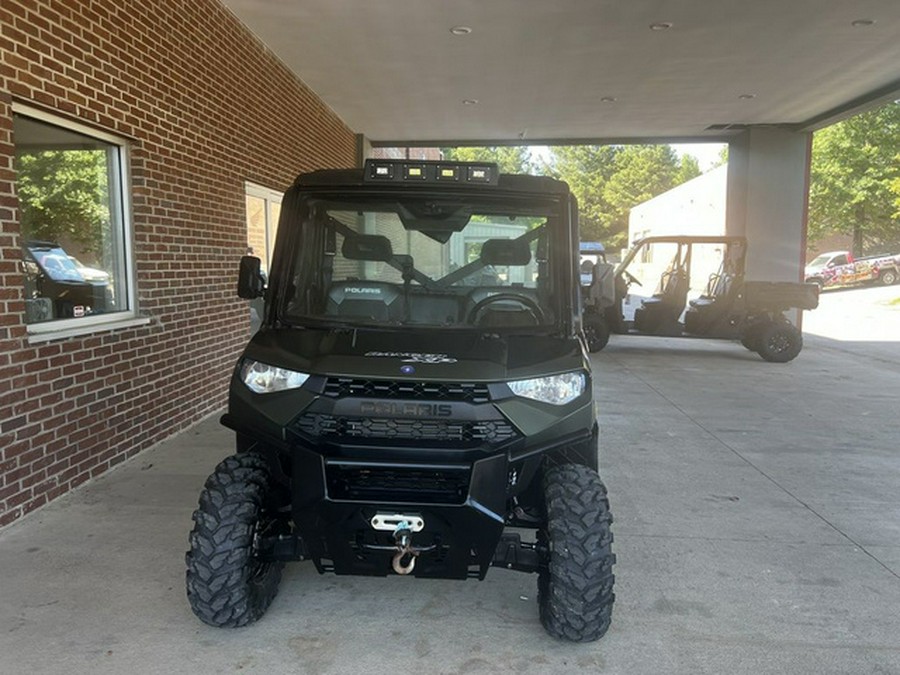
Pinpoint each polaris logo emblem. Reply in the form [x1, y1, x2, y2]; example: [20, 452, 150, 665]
[360, 402, 453, 417]
[345, 287, 382, 295]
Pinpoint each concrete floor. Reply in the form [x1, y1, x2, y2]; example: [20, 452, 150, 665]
[2, 309, 899, 673]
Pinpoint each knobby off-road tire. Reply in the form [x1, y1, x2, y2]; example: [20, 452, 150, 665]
[879, 269, 898, 286]
[583, 313, 611, 353]
[538, 464, 616, 642]
[186, 453, 284, 627]
[756, 322, 803, 363]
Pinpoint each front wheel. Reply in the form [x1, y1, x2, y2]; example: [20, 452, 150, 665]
[756, 322, 803, 363]
[186, 453, 285, 627]
[538, 464, 616, 642]
[583, 313, 611, 352]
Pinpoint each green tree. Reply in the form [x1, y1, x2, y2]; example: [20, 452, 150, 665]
[546, 145, 621, 244]
[676, 154, 702, 184]
[15, 149, 110, 253]
[714, 145, 729, 168]
[441, 146, 533, 174]
[603, 145, 700, 249]
[442, 143, 704, 250]
[549, 144, 701, 249]
[809, 102, 900, 255]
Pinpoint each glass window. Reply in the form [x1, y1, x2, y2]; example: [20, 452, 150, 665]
[13, 108, 133, 328]
[245, 182, 283, 276]
[282, 197, 556, 330]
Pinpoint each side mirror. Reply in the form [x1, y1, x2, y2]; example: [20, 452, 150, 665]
[237, 255, 265, 299]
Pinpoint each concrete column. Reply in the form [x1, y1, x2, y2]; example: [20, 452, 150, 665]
[725, 127, 812, 281]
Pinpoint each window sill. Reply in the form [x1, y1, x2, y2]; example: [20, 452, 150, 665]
[26, 315, 153, 344]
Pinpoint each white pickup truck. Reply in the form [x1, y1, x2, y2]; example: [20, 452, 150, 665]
[805, 250, 900, 289]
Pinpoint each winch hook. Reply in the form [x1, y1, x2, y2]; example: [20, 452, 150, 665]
[391, 521, 417, 575]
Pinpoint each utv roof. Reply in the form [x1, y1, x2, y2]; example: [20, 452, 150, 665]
[293, 159, 571, 196]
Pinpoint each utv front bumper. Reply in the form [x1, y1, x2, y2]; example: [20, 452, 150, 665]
[291, 446, 510, 579]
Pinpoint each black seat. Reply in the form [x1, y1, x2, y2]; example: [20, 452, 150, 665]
[633, 267, 689, 334]
[325, 281, 401, 321]
[684, 273, 740, 335]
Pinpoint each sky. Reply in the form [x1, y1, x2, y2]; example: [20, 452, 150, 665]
[671, 143, 727, 171]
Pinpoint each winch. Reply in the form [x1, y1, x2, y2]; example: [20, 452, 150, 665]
[367, 513, 432, 575]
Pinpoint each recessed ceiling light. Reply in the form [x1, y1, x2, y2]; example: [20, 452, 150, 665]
[649, 22, 673, 31]
[851, 19, 875, 27]
[738, 93, 756, 100]
[450, 26, 472, 35]
[462, 99, 478, 105]
[600, 96, 617, 103]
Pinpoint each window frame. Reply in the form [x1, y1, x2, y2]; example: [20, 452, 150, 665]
[12, 103, 147, 343]
[244, 181, 283, 271]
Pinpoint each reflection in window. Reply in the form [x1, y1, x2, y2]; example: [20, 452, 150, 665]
[245, 182, 282, 275]
[14, 109, 130, 325]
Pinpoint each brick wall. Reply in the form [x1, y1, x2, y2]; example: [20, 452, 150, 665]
[0, 0, 357, 526]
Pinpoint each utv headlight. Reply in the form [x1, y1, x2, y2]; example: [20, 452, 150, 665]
[507, 371, 586, 405]
[241, 360, 309, 394]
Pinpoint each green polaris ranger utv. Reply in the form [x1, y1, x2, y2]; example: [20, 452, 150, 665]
[185, 159, 616, 642]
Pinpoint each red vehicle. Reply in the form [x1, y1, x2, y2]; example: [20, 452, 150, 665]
[805, 250, 900, 289]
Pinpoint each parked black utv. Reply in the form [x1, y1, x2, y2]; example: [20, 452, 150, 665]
[22, 241, 111, 322]
[185, 160, 616, 642]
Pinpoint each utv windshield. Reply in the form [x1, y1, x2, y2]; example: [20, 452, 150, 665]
[27, 244, 87, 282]
[281, 195, 562, 331]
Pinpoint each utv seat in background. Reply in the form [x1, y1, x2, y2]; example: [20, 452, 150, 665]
[325, 281, 402, 322]
[325, 233, 402, 321]
[633, 267, 689, 334]
[683, 272, 738, 335]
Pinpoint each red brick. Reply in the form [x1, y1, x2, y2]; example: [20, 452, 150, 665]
[0, 0, 356, 527]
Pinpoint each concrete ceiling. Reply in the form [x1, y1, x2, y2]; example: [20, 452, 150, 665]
[221, 0, 900, 145]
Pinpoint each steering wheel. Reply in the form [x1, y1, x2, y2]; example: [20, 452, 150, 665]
[467, 293, 545, 325]
[622, 270, 643, 287]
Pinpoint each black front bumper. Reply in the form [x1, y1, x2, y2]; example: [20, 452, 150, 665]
[291, 446, 509, 579]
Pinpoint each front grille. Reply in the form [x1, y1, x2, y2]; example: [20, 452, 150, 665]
[322, 378, 490, 404]
[326, 463, 470, 503]
[295, 413, 517, 445]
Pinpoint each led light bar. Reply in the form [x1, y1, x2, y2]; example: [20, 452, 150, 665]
[364, 159, 498, 185]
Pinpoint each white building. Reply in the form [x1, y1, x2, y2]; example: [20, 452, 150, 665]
[628, 165, 728, 246]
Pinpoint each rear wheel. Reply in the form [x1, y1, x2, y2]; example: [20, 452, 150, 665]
[879, 269, 898, 286]
[538, 464, 616, 642]
[186, 453, 285, 627]
[756, 322, 803, 363]
[583, 313, 611, 352]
